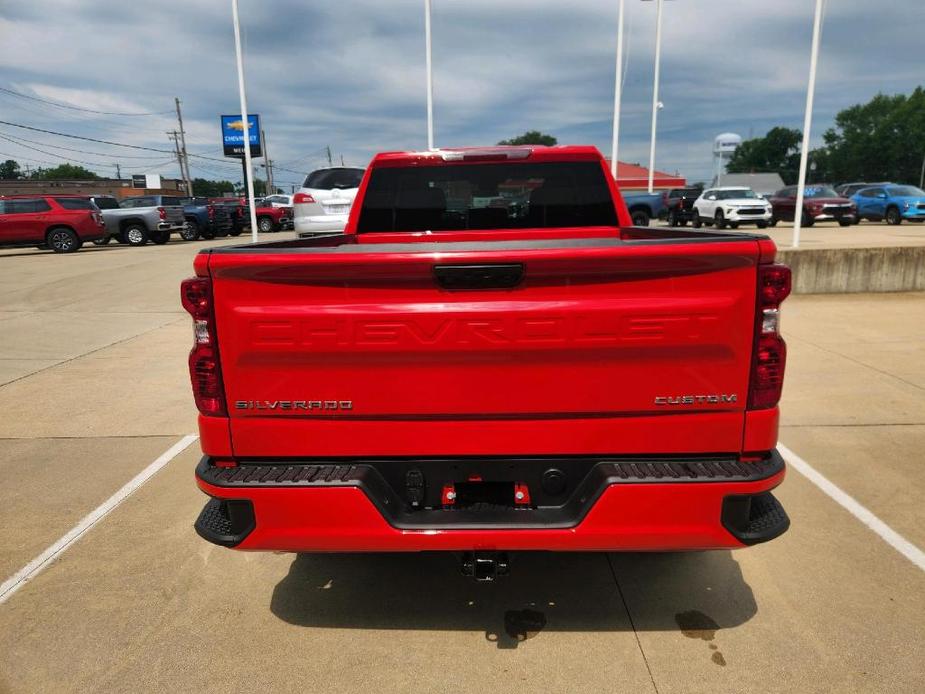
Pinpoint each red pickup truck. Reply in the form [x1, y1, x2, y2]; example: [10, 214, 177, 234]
[183, 146, 790, 578]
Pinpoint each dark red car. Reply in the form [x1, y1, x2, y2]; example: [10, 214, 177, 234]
[0, 194, 106, 252]
[768, 184, 857, 227]
[252, 198, 293, 233]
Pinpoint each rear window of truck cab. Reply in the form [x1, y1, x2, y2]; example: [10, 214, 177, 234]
[357, 161, 618, 232]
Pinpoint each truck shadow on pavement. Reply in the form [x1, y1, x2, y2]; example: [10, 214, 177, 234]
[270, 550, 756, 649]
[0, 245, 129, 259]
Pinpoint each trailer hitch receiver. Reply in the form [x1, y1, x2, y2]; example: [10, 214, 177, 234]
[461, 551, 510, 582]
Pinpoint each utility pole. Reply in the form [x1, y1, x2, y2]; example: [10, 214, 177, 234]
[261, 128, 273, 193]
[326, 146, 333, 167]
[167, 131, 185, 189]
[175, 97, 193, 195]
[340, 154, 345, 166]
[114, 163, 121, 180]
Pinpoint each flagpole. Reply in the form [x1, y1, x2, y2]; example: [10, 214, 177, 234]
[425, 0, 435, 150]
[231, 0, 259, 243]
[793, 0, 825, 249]
[647, 0, 664, 193]
[611, 0, 626, 178]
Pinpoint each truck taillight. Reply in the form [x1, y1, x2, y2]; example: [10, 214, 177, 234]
[749, 264, 791, 410]
[293, 192, 315, 204]
[207, 204, 215, 220]
[181, 277, 227, 416]
[158, 206, 167, 220]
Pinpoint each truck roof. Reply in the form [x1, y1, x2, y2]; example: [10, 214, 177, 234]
[370, 145, 604, 167]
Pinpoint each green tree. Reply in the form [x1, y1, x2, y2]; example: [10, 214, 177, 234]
[233, 178, 267, 196]
[0, 159, 21, 180]
[726, 127, 803, 184]
[191, 177, 237, 197]
[498, 130, 558, 146]
[31, 164, 100, 180]
[818, 87, 925, 183]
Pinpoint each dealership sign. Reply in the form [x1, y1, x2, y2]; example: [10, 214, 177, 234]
[221, 114, 262, 158]
[131, 174, 163, 189]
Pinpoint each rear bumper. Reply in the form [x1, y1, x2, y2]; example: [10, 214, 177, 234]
[293, 212, 347, 234]
[726, 210, 772, 223]
[194, 452, 788, 552]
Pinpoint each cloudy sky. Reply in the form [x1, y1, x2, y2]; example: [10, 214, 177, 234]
[0, 0, 922, 189]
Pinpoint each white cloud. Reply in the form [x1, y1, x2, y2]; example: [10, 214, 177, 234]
[0, 0, 921, 185]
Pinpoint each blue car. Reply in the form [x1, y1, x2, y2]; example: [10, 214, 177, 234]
[852, 184, 925, 225]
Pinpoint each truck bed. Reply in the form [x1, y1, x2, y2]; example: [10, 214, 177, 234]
[197, 227, 775, 459]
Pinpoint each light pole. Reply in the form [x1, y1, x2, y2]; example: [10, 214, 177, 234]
[424, 0, 435, 150]
[231, 0, 259, 243]
[610, 0, 626, 179]
[646, 0, 665, 193]
[792, 0, 825, 249]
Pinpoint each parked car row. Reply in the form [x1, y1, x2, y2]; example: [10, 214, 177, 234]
[659, 185, 856, 230]
[662, 180, 925, 230]
[0, 192, 296, 253]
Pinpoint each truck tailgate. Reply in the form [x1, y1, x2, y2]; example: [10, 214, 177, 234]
[206, 236, 760, 457]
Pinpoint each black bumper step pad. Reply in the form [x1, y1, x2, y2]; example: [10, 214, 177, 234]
[721, 491, 790, 545]
[216, 463, 361, 486]
[194, 497, 255, 547]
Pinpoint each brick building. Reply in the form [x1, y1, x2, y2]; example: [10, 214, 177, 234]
[0, 178, 187, 199]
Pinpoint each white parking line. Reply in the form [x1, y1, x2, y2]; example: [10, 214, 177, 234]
[779, 442, 925, 572]
[0, 434, 199, 605]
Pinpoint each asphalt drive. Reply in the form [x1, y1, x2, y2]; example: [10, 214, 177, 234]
[0, 235, 923, 693]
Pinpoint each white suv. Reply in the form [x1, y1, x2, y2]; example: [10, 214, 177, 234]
[293, 167, 365, 235]
[692, 187, 772, 229]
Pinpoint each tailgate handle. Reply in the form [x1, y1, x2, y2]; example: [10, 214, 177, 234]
[433, 263, 524, 290]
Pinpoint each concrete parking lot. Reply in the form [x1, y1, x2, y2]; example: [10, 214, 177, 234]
[1, 237, 923, 693]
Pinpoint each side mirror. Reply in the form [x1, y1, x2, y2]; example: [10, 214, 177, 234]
[707, 195, 717, 201]
[877, 193, 887, 199]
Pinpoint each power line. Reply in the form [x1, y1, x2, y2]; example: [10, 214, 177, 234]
[0, 86, 174, 116]
[0, 133, 134, 169]
[0, 130, 166, 159]
[0, 119, 234, 165]
[0, 118, 298, 183]
[0, 146, 173, 173]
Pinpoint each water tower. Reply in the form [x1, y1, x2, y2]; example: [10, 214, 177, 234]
[713, 133, 742, 185]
